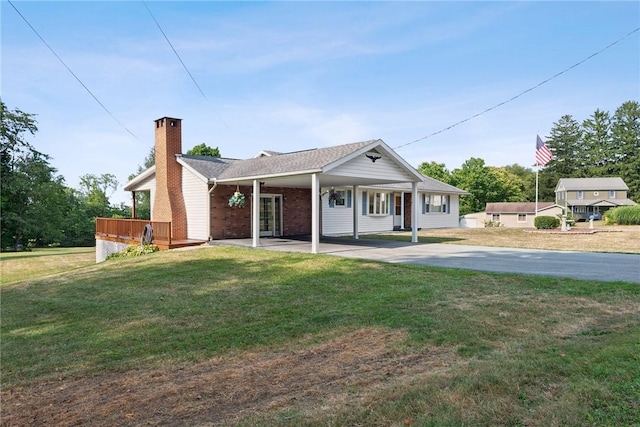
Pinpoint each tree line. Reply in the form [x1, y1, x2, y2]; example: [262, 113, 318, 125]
[1, 100, 638, 249]
[419, 100, 639, 215]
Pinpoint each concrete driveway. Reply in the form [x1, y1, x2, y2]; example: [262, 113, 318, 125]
[212, 237, 640, 284]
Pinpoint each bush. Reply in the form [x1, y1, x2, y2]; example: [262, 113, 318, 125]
[108, 244, 159, 260]
[483, 220, 502, 228]
[535, 216, 560, 229]
[603, 205, 640, 225]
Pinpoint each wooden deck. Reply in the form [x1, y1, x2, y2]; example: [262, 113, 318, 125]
[95, 218, 206, 250]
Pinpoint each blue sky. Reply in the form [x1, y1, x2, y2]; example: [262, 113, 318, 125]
[2, 1, 639, 204]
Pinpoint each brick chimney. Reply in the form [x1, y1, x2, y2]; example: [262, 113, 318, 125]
[153, 117, 187, 241]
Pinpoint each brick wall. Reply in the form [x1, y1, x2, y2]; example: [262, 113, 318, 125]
[209, 185, 312, 239]
[152, 117, 188, 240]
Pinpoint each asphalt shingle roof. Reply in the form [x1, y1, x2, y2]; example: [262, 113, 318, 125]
[180, 140, 376, 181]
[372, 177, 468, 194]
[485, 202, 555, 214]
[556, 177, 629, 191]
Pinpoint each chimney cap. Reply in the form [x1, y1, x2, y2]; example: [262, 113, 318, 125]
[155, 116, 182, 122]
[155, 117, 182, 128]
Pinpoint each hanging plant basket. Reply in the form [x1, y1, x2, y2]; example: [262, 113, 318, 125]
[328, 189, 343, 206]
[228, 186, 245, 208]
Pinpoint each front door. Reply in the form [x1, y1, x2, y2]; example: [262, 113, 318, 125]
[260, 195, 282, 237]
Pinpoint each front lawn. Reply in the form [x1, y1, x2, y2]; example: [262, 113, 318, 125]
[2, 246, 639, 426]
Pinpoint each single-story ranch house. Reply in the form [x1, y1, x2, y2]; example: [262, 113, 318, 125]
[95, 117, 466, 261]
[459, 202, 564, 228]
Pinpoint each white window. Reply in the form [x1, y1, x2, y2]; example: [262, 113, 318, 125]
[424, 194, 450, 214]
[368, 191, 390, 215]
[558, 191, 565, 200]
[491, 214, 500, 222]
[608, 190, 616, 198]
[577, 191, 584, 199]
[517, 214, 527, 222]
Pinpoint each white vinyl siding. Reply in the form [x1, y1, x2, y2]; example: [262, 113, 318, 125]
[322, 189, 393, 235]
[417, 194, 460, 229]
[326, 154, 415, 182]
[323, 190, 462, 234]
[182, 168, 209, 240]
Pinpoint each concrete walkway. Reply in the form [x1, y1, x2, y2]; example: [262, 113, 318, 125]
[209, 237, 640, 284]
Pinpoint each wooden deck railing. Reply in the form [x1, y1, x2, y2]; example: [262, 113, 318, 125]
[95, 218, 172, 245]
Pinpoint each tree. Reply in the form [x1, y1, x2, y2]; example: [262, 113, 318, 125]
[78, 173, 119, 219]
[538, 115, 583, 200]
[187, 143, 220, 157]
[128, 146, 156, 220]
[417, 161, 453, 183]
[611, 101, 640, 202]
[581, 109, 613, 175]
[0, 101, 67, 249]
[502, 164, 536, 201]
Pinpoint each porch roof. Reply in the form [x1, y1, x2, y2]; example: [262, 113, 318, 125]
[371, 176, 468, 194]
[566, 198, 637, 207]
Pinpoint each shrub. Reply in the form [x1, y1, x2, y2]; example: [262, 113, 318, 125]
[108, 244, 159, 260]
[483, 220, 502, 228]
[603, 205, 640, 225]
[535, 216, 559, 229]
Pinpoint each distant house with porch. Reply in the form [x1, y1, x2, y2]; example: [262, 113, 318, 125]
[95, 116, 466, 261]
[459, 202, 563, 228]
[555, 177, 636, 221]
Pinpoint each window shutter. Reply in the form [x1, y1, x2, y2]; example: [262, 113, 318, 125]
[346, 190, 352, 208]
[362, 192, 367, 216]
[389, 195, 393, 215]
[422, 194, 426, 214]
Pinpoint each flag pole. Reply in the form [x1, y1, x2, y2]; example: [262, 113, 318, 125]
[535, 165, 539, 214]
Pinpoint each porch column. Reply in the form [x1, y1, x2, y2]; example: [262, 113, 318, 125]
[400, 191, 405, 229]
[411, 182, 418, 243]
[252, 180, 260, 247]
[352, 185, 359, 240]
[311, 173, 320, 254]
[131, 191, 137, 219]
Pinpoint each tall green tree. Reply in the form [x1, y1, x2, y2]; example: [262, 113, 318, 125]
[611, 101, 640, 202]
[417, 161, 453, 183]
[502, 164, 536, 201]
[1, 101, 67, 249]
[544, 115, 583, 178]
[78, 173, 119, 219]
[187, 143, 220, 157]
[581, 109, 613, 175]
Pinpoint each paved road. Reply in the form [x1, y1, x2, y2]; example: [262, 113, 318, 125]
[219, 237, 640, 284]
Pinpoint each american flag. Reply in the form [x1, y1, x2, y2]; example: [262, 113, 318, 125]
[535, 135, 553, 166]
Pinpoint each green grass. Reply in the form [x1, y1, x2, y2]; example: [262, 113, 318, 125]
[0, 246, 94, 284]
[2, 246, 639, 425]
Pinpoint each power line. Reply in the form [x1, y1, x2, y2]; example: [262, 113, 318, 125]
[142, 1, 228, 128]
[7, 0, 141, 142]
[394, 26, 640, 150]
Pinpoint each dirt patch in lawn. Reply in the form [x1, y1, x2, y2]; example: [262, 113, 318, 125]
[1, 328, 461, 426]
